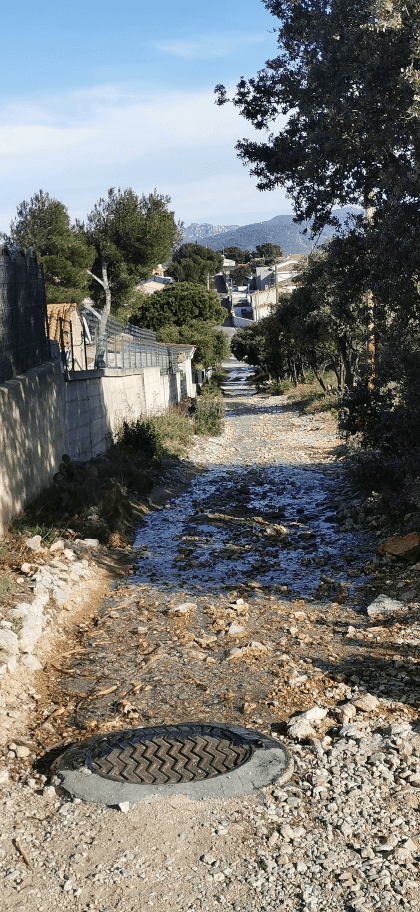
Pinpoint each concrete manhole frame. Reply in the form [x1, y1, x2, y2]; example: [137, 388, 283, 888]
[52, 722, 294, 805]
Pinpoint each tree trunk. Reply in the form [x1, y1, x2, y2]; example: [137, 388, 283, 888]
[365, 197, 375, 392]
[337, 338, 354, 389]
[310, 363, 327, 392]
[95, 260, 111, 368]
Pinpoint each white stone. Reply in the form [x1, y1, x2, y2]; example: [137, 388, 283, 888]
[367, 594, 405, 617]
[352, 693, 379, 712]
[62, 549, 75, 561]
[17, 612, 43, 653]
[0, 768, 10, 784]
[227, 623, 247, 637]
[16, 745, 30, 758]
[49, 540, 65, 552]
[43, 786, 57, 798]
[26, 535, 43, 552]
[299, 706, 328, 723]
[339, 724, 366, 740]
[118, 802, 130, 813]
[287, 718, 316, 740]
[75, 538, 100, 548]
[52, 586, 71, 608]
[168, 602, 197, 616]
[20, 654, 43, 671]
[201, 854, 217, 866]
[401, 837, 418, 853]
[0, 628, 19, 657]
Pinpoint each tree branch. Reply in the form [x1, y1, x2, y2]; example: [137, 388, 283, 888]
[87, 269, 104, 288]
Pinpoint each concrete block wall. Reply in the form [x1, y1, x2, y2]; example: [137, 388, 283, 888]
[0, 354, 195, 529]
[64, 367, 149, 461]
[64, 365, 184, 461]
[0, 360, 65, 529]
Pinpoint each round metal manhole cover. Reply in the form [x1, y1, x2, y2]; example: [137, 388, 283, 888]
[56, 723, 281, 785]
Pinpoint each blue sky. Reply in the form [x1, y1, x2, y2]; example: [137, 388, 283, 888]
[0, 0, 292, 233]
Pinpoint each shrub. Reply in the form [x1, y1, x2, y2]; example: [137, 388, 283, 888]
[194, 393, 224, 436]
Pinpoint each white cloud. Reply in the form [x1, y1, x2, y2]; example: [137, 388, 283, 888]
[0, 82, 290, 231]
[152, 32, 270, 60]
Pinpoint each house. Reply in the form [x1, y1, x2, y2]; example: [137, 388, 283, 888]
[230, 254, 306, 326]
[138, 275, 173, 296]
[46, 303, 86, 370]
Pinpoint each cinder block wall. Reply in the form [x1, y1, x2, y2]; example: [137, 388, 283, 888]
[64, 366, 150, 461]
[0, 360, 65, 529]
[0, 358, 194, 529]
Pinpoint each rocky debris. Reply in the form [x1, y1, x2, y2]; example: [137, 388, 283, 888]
[1, 369, 420, 911]
[25, 534, 43, 553]
[0, 712, 419, 912]
[227, 641, 269, 660]
[0, 627, 19, 674]
[227, 622, 247, 637]
[287, 717, 317, 740]
[0, 539, 103, 679]
[352, 693, 380, 713]
[287, 706, 328, 740]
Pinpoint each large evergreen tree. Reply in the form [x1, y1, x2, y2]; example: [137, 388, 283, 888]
[167, 244, 223, 285]
[81, 187, 182, 363]
[217, 0, 420, 461]
[6, 190, 93, 304]
[129, 282, 225, 332]
[216, 0, 420, 230]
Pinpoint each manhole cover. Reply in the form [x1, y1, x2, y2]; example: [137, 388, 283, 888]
[56, 723, 281, 785]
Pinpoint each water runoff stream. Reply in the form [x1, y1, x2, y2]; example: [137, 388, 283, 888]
[51, 360, 376, 736]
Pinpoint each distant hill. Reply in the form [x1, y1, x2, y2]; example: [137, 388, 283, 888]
[183, 222, 241, 242]
[188, 210, 360, 255]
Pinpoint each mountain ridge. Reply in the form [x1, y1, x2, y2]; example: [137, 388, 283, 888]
[183, 210, 360, 256]
[183, 222, 240, 242]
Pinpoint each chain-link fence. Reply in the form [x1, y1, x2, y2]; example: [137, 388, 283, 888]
[81, 308, 180, 372]
[0, 246, 49, 383]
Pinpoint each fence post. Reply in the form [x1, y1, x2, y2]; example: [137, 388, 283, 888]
[0, 246, 15, 382]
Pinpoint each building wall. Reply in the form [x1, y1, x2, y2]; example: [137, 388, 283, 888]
[0, 357, 195, 529]
[250, 287, 277, 322]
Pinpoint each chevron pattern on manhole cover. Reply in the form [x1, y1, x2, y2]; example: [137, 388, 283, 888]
[56, 723, 280, 785]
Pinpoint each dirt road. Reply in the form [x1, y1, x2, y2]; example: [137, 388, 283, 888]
[0, 361, 419, 912]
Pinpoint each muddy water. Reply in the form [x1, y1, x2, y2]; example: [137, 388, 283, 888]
[48, 363, 377, 739]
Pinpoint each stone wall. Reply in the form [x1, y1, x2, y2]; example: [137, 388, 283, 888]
[0, 357, 195, 529]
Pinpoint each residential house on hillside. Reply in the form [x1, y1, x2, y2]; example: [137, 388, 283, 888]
[230, 254, 305, 327]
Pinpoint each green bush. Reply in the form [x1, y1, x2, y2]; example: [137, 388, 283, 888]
[114, 408, 194, 461]
[194, 394, 224, 436]
[115, 418, 163, 461]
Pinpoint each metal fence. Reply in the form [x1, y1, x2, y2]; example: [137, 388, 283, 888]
[81, 308, 180, 373]
[0, 246, 49, 383]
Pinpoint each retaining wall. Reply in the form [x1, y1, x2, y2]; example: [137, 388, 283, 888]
[0, 360, 65, 529]
[64, 365, 184, 461]
[0, 358, 194, 529]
